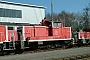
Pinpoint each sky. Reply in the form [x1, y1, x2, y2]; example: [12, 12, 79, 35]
[3, 0, 90, 13]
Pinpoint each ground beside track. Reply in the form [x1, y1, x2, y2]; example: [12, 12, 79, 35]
[49, 54, 90, 60]
[0, 47, 90, 60]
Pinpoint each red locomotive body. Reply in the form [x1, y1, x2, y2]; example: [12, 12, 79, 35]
[23, 19, 71, 42]
[0, 25, 6, 42]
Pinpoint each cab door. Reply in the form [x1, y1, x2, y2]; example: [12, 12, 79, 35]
[17, 27, 23, 40]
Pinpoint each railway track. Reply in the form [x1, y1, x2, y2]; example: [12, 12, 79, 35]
[0, 44, 90, 57]
[14, 45, 90, 55]
[1, 47, 66, 56]
[0, 46, 90, 60]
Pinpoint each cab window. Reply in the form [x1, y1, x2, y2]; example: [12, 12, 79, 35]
[53, 22, 58, 27]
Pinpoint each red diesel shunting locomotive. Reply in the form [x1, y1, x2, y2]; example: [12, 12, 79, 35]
[0, 19, 71, 51]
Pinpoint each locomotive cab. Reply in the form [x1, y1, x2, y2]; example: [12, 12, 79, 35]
[41, 19, 71, 39]
[41, 19, 63, 36]
[41, 19, 62, 28]
[51, 21, 63, 38]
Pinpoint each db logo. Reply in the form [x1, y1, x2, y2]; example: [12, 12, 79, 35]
[54, 31, 58, 35]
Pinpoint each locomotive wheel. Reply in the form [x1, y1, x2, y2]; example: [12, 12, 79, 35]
[61, 44, 66, 49]
[47, 45, 51, 49]
[0, 51, 3, 55]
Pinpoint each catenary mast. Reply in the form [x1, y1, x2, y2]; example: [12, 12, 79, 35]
[51, 0, 53, 21]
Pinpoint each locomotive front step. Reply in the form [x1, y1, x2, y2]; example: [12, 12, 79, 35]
[3, 42, 15, 50]
[9, 42, 15, 49]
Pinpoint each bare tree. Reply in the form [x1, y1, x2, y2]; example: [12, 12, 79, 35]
[83, 6, 90, 28]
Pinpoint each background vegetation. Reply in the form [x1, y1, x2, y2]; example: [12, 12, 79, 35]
[46, 2, 90, 32]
